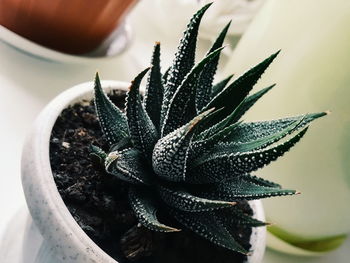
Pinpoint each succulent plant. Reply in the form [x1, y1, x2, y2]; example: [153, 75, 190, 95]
[91, 3, 326, 255]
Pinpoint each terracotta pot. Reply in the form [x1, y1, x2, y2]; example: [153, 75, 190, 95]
[20, 81, 266, 263]
[0, 0, 136, 54]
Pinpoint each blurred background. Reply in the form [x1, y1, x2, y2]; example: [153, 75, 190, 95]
[0, 0, 349, 262]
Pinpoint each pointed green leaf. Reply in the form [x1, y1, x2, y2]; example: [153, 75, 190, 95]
[89, 145, 107, 161]
[198, 175, 297, 200]
[160, 3, 212, 127]
[216, 206, 268, 228]
[194, 111, 325, 158]
[193, 83, 274, 143]
[189, 121, 242, 162]
[158, 185, 236, 212]
[187, 108, 233, 161]
[195, 21, 231, 112]
[171, 209, 248, 254]
[129, 187, 180, 232]
[224, 112, 327, 144]
[105, 148, 153, 185]
[188, 127, 308, 183]
[194, 82, 273, 140]
[153, 109, 214, 182]
[245, 174, 282, 188]
[203, 51, 280, 119]
[213, 116, 305, 154]
[89, 145, 107, 166]
[161, 47, 225, 136]
[227, 84, 275, 124]
[192, 108, 237, 141]
[144, 42, 164, 130]
[126, 68, 158, 159]
[211, 74, 234, 98]
[192, 107, 226, 138]
[94, 73, 129, 146]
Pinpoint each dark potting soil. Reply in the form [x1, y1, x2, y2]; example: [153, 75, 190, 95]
[50, 90, 252, 263]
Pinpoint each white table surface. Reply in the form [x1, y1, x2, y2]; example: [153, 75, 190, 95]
[0, 1, 348, 262]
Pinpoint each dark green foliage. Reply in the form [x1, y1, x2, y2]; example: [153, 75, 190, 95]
[144, 42, 164, 130]
[211, 74, 234, 98]
[195, 21, 231, 112]
[129, 187, 180, 232]
[203, 51, 280, 122]
[160, 3, 212, 128]
[161, 47, 224, 136]
[92, 5, 326, 255]
[94, 73, 129, 145]
[126, 68, 158, 160]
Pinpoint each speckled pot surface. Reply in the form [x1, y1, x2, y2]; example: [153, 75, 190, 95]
[21, 81, 266, 263]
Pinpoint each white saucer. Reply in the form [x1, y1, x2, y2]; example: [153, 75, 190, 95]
[0, 22, 132, 64]
[0, 206, 59, 263]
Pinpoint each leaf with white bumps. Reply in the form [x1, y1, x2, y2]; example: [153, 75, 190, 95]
[212, 116, 306, 154]
[171, 209, 248, 254]
[158, 185, 236, 212]
[195, 21, 231, 112]
[189, 121, 242, 161]
[144, 42, 164, 130]
[105, 148, 153, 185]
[223, 112, 327, 144]
[129, 187, 180, 232]
[126, 68, 158, 160]
[203, 51, 280, 120]
[216, 206, 268, 228]
[197, 175, 297, 200]
[161, 47, 225, 136]
[94, 73, 129, 146]
[153, 109, 214, 182]
[161, 3, 212, 126]
[188, 128, 308, 183]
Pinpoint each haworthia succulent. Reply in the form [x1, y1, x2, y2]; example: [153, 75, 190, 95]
[91, 4, 326, 256]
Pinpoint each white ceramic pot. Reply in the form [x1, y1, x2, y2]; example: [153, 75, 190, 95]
[20, 81, 266, 263]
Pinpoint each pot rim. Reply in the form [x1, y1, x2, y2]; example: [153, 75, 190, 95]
[21, 81, 266, 263]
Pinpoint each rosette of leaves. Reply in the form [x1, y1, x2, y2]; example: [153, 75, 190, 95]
[91, 3, 326, 255]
